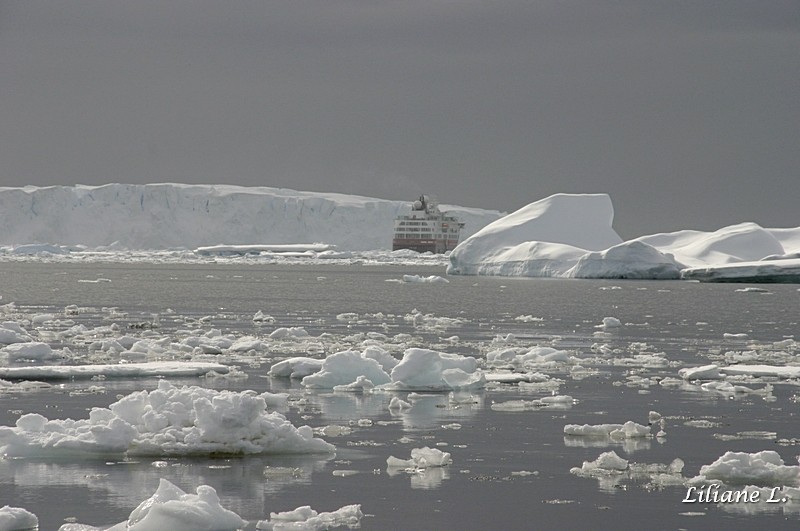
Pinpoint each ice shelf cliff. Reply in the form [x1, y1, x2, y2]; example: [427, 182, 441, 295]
[0, 183, 503, 251]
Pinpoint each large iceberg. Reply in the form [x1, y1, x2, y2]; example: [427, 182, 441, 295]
[448, 193, 800, 281]
[0, 183, 503, 251]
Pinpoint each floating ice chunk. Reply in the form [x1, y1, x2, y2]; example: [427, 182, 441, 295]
[572, 451, 629, 475]
[252, 310, 275, 323]
[123, 478, 246, 531]
[540, 395, 574, 406]
[516, 347, 571, 365]
[689, 451, 800, 487]
[721, 365, 800, 379]
[735, 287, 770, 293]
[269, 327, 310, 340]
[1, 342, 58, 362]
[724, 332, 749, 339]
[0, 505, 38, 530]
[256, 504, 363, 530]
[0, 381, 334, 457]
[302, 350, 391, 389]
[388, 396, 412, 410]
[382, 348, 484, 391]
[491, 395, 574, 411]
[268, 357, 324, 379]
[0, 322, 32, 345]
[229, 336, 265, 352]
[402, 274, 449, 284]
[387, 446, 452, 468]
[679, 364, 723, 380]
[0, 378, 52, 393]
[404, 310, 465, 330]
[0, 361, 230, 381]
[486, 346, 573, 369]
[609, 421, 651, 439]
[564, 424, 624, 437]
[514, 315, 544, 322]
[596, 317, 622, 329]
[700, 381, 760, 395]
[31, 313, 57, 326]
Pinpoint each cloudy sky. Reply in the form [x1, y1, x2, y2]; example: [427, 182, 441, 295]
[1, 1, 797, 238]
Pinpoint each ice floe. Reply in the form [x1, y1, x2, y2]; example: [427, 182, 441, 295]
[0, 381, 332, 457]
[401, 274, 449, 284]
[0, 361, 231, 381]
[688, 451, 800, 487]
[269, 347, 485, 393]
[52, 476, 364, 531]
[680, 363, 800, 381]
[387, 446, 452, 468]
[116, 478, 246, 531]
[0, 505, 38, 531]
[256, 504, 364, 530]
[563, 421, 651, 439]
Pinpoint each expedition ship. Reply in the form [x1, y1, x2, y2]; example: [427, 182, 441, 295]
[392, 195, 464, 253]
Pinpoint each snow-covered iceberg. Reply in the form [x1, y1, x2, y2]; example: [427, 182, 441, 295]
[446, 193, 624, 277]
[0, 183, 503, 251]
[448, 193, 800, 281]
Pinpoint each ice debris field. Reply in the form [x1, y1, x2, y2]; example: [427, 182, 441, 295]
[1, 184, 799, 282]
[3, 287, 800, 528]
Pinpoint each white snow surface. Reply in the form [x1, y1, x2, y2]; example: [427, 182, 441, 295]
[448, 193, 800, 280]
[0, 380, 333, 457]
[0, 183, 502, 251]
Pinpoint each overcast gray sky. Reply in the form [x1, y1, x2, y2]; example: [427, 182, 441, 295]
[1, 1, 798, 238]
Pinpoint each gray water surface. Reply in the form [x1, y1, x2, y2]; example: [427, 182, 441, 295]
[1, 262, 799, 530]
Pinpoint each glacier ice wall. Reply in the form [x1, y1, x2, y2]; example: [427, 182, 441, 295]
[0, 183, 504, 251]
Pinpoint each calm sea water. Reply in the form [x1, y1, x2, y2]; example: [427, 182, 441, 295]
[1, 262, 799, 530]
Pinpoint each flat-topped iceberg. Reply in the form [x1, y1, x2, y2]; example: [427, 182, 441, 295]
[0, 183, 502, 251]
[448, 193, 800, 281]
